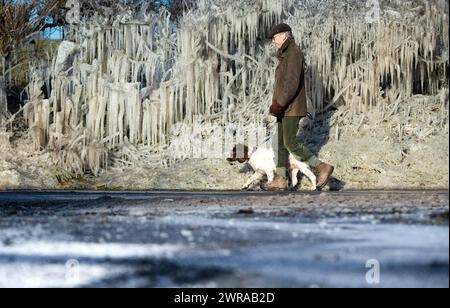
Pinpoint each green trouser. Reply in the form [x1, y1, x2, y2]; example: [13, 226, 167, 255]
[275, 116, 322, 178]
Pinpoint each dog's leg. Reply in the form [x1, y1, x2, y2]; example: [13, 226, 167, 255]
[290, 168, 300, 188]
[242, 171, 264, 190]
[265, 169, 275, 183]
[298, 162, 317, 191]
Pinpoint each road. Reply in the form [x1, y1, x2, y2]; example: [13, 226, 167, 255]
[0, 190, 448, 288]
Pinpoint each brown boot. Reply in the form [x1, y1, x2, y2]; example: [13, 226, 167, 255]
[264, 174, 288, 191]
[314, 163, 334, 189]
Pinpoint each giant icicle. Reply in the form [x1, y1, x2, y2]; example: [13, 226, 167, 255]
[20, 0, 448, 175]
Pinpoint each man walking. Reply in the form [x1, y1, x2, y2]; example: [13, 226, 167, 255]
[266, 23, 334, 191]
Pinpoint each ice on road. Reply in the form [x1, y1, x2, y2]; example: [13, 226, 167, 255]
[0, 190, 448, 288]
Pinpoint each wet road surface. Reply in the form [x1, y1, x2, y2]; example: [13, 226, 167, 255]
[0, 190, 448, 288]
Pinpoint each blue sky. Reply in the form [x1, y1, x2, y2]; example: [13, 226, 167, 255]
[40, 0, 172, 40]
[41, 25, 64, 40]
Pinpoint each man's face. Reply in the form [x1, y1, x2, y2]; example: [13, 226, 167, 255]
[272, 32, 288, 49]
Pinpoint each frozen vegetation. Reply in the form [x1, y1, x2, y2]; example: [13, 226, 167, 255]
[0, 0, 448, 190]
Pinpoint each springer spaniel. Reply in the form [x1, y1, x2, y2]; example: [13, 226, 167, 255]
[227, 143, 317, 191]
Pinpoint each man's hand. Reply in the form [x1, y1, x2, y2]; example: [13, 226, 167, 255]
[270, 100, 284, 117]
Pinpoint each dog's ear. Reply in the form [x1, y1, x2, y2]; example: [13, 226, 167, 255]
[239, 163, 254, 173]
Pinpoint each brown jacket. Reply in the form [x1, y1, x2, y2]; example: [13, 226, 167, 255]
[272, 38, 307, 117]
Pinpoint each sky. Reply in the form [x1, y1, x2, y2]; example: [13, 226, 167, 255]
[40, 0, 172, 40]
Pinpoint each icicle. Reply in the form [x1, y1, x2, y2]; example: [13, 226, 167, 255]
[17, 0, 448, 176]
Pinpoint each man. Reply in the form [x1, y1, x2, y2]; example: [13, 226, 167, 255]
[266, 23, 334, 191]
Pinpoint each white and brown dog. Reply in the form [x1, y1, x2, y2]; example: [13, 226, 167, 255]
[227, 143, 317, 191]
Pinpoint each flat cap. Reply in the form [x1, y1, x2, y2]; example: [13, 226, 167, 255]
[268, 23, 292, 39]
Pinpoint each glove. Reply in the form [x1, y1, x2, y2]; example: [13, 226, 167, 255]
[270, 100, 284, 117]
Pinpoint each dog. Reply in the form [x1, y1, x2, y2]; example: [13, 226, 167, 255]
[227, 143, 317, 191]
